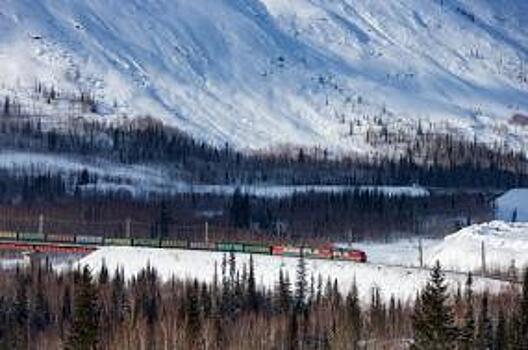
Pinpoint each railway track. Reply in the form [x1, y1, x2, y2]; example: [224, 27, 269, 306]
[0, 238, 520, 286]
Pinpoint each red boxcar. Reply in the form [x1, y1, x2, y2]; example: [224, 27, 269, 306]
[272, 245, 301, 257]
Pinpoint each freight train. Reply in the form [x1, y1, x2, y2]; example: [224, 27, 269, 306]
[0, 231, 367, 263]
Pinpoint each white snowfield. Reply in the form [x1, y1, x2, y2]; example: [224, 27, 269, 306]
[427, 221, 528, 272]
[75, 245, 507, 304]
[1, 0, 528, 154]
[496, 189, 528, 222]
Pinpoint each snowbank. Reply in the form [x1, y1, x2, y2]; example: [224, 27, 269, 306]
[427, 221, 528, 272]
[496, 189, 528, 222]
[74, 246, 506, 304]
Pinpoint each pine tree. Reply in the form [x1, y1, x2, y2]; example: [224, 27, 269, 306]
[459, 273, 475, 349]
[519, 267, 528, 349]
[31, 267, 51, 335]
[158, 200, 172, 239]
[185, 279, 202, 348]
[66, 267, 99, 350]
[277, 269, 292, 313]
[346, 279, 362, 349]
[12, 270, 29, 349]
[512, 208, 518, 223]
[110, 267, 127, 324]
[287, 311, 299, 350]
[3, 96, 9, 116]
[98, 260, 109, 285]
[200, 282, 212, 317]
[412, 261, 457, 350]
[495, 308, 508, 350]
[295, 255, 307, 312]
[59, 286, 72, 339]
[247, 254, 259, 312]
[475, 291, 493, 350]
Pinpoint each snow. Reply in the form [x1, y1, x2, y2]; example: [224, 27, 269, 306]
[67, 220, 528, 302]
[427, 221, 528, 272]
[74, 245, 507, 304]
[0, 0, 527, 154]
[496, 189, 528, 222]
[355, 238, 440, 267]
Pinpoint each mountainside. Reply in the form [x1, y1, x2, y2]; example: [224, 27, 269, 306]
[1, 0, 528, 154]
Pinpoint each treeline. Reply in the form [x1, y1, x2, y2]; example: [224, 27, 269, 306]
[0, 257, 526, 349]
[0, 189, 493, 242]
[0, 111, 527, 189]
[229, 189, 493, 241]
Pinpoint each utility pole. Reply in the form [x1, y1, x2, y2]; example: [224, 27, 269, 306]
[125, 218, 131, 238]
[205, 221, 209, 244]
[481, 241, 487, 276]
[38, 214, 44, 235]
[418, 238, 424, 268]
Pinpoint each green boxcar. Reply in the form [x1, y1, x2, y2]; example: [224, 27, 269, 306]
[19, 232, 45, 242]
[161, 240, 188, 249]
[0, 231, 17, 240]
[47, 234, 75, 243]
[243, 244, 271, 254]
[216, 242, 244, 252]
[133, 238, 161, 247]
[76, 235, 104, 245]
[189, 242, 216, 250]
[105, 238, 133, 246]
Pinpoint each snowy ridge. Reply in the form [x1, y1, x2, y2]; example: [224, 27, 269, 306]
[427, 221, 528, 271]
[0, 0, 527, 153]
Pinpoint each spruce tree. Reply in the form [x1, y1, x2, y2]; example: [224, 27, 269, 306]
[158, 200, 172, 239]
[519, 267, 528, 349]
[475, 291, 493, 350]
[12, 270, 29, 349]
[60, 286, 72, 339]
[288, 311, 299, 350]
[98, 260, 109, 285]
[277, 269, 292, 313]
[459, 273, 475, 350]
[346, 279, 362, 349]
[495, 308, 508, 350]
[247, 254, 259, 312]
[66, 267, 99, 350]
[185, 279, 202, 348]
[110, 267, 127, 324]
[412, 261, 457, 350]
[294, 255, 307, 312]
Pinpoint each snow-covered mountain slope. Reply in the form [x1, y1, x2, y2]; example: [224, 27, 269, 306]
[1, 0, 528, 153]
[496, 189, 528, 222]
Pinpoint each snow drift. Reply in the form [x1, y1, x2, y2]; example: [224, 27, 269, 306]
[427, 220, 528, 272]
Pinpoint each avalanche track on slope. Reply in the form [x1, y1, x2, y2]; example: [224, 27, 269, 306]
[0, 0, 528, 153]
